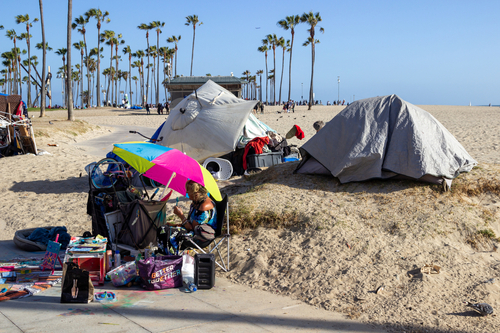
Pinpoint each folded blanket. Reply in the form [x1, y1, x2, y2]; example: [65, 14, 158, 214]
[27, 226, 70, 249]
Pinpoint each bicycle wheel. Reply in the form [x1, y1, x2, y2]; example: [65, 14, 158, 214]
[90, 158, 124, 189]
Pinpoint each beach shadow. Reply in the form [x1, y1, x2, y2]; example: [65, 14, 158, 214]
[9, 177, 88, 194]
[446, 310, 482, 317]
[245, 161, 438, 196]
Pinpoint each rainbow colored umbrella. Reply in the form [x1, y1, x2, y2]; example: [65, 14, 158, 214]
[112, 141, 222, 201]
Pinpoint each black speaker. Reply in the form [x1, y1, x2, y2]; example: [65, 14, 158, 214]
[195, 253, 215, 289]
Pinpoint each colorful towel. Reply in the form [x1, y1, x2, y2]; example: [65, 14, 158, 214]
[0, 275, 61, 302]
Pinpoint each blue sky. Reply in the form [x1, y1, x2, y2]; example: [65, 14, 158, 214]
[1, 0, 499, 106]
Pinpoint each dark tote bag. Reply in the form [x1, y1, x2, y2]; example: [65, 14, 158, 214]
[60, 262, 94, 303]
[137, 255, 183, 290]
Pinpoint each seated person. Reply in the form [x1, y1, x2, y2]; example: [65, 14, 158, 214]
[166, 180, 217, 253]
[313, 120, 324, 133]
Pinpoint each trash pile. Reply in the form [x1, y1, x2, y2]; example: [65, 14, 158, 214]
[0, 93, 37, 157]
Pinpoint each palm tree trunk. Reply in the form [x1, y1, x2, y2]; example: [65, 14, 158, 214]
[115, 47, 119, 106]
[259, 74, 262, 102]
[163, 56, 166, 102]
[273, 48, 276, 104]
[27, 34, 31, 107]
[67, 0, 74, 120]
[174, 47, 177, 77]
[39, 0, 46, 117]
[80, 51, 84, 107]
[308, 42, 314, 110]
[146, 35, 150, 105]
[83, 34, 89, 108]
[129, 55, 132, 105]
[279, 48, 285, 104]
[96, 26, 101, 107]
[106, 45, 112, 104]
[288, 32, 294, 102]
[265, 53, 268, 104]
[156, 32, 160, 105]
[190, 27, 195, 76]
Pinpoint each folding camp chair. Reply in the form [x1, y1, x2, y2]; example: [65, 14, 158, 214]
[116, 199, 167, 250]
[180, 193, 230, 272]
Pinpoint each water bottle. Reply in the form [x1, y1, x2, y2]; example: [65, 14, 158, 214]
[183, 277, 197, 292]
[181, 254, 196, 292]
[114, 250, 121, 268]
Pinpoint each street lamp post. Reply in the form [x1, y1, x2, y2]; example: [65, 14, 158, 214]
[301, 83, 303, 101]
[337, 76, 340, 103]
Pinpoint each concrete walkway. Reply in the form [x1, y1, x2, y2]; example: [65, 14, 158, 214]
[0, 240, 386, 333]
[73, 125, 157, 157]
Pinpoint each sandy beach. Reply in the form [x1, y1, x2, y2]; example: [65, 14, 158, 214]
[1, 104, 499, 332]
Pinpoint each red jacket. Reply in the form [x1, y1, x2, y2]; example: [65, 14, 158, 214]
[243, 137, 269, 170]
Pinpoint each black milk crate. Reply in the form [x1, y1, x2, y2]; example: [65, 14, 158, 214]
[194, 253, 215, 289]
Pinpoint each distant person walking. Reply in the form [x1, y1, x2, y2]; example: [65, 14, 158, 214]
[146, 103, 150, 115]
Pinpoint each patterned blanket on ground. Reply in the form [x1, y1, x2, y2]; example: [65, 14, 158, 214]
[0, 275, 61, 302]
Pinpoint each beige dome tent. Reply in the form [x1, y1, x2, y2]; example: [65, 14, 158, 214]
[153, 80, 275, 162]
[295, 95, 477, 187]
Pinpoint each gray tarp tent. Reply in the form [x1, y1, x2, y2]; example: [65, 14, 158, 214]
[295, 95, 477, 186]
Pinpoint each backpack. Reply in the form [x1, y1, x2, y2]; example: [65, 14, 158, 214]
[60, 262, 94, 303]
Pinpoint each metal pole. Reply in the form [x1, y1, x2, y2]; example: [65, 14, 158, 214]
[337, 76, 340, 102]
[301, 83, 303, 100]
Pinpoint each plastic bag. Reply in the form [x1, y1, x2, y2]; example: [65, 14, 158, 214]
[137, 255, 182, 290]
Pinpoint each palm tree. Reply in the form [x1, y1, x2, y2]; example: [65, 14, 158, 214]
[101, 29, 115, 105]
[72, 15, 90, 107]
[301, 11, 324, 110]
[38, 0, 47, 114]
[159, 46, 170, 102]
[16, 14, 38, 107]
[185, 15, 202, 76]
[263, 34, 278, 104]
[256, 69, 263, 102]
[257, 45, 269, 104]
[5, 29, 19, 94]
[147, 46, 157, 104]
[150, 21, 164, 104]
[242, 70, 250, 99]
[66, 0, 74, 119]
[86, 8, 110, 107]
[89, 46, 102, 105]
[55, 48, 67, 106]
[166, 35, 181, 77]
[138, 23, 152, 105]
[131, 59, 142, 105]
[133, 50, 145, 105]
[122, 45, 133, 106]
[268, 69, 275, 102]
[277, 15, 300, 103]
[1, 53, 14, 94]
[278, 38, 290, 105]
[131, 75, 138, 105]
[114, 33, 125, 105]
[73, 41, 85, 107]
[86, 55, 96, 105]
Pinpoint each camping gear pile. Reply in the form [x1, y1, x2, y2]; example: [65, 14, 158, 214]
[0, 93, 37, 157]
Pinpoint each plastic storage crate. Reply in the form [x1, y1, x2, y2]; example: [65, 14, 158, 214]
[246, 152, 282, 169]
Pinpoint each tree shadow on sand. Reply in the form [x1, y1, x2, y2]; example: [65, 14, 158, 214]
[9, 177, 89, 194]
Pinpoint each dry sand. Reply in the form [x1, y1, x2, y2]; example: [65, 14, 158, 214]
[1, 104, 499, 332]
